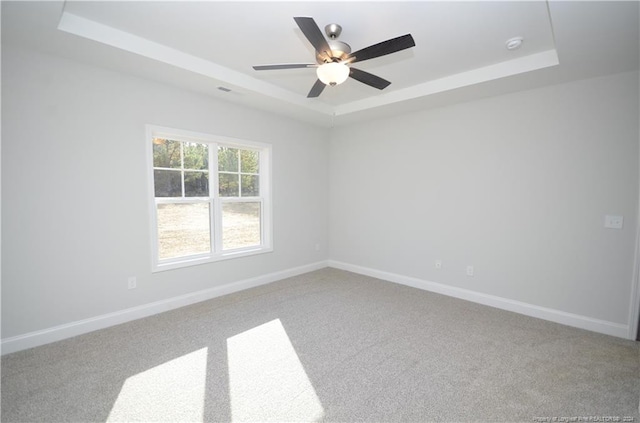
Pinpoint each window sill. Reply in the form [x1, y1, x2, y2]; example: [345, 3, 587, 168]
[152, 246, 273, 273]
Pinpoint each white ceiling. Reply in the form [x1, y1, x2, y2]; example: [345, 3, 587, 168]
[2, 1, 639, 127]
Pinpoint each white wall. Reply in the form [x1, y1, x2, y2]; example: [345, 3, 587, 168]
[329, 71, 639, 328]
[1, 46, 329, 339]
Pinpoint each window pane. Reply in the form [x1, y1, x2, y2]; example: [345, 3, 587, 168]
[222, 202, 261, 250]
[219, 173, 239, 197]
[185, 171, 209, 197]
[154, 169, 182, 197]
[240, 149, 259, 174]
[183, 142, 208, 170]
[218, 147, 238, 172]
[157, 203, 211, 260]
[153, 139, 182, 168]
[241, 175, 259, 196]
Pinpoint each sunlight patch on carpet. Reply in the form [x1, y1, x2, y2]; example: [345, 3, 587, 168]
[227, 319, 324, 422]
[107, 348, 208, 422]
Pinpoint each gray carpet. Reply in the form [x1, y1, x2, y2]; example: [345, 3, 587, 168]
[2, 268, 639, 422]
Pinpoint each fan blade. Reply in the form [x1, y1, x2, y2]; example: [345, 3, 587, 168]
[307, 79, 326, 98]
[294, 17, 332, 59]
[347, 34, 415, 63]
[253, 64, 316, 70]
[349, 67, 391, 90]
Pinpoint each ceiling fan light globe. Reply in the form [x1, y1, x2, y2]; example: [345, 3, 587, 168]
[316, 62, 350, 86]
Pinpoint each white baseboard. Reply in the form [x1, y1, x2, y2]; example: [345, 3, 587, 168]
[328, 260, 630, 339]
[1, 261, 329, 355]
[3, 259, 631, 355]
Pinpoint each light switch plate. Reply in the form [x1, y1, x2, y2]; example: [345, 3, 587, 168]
[604, 215, 623, 229]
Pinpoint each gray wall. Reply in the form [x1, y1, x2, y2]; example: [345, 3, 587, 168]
[1, 46, 329, 338]
[330, 71, 639, 325]
[3, 43, 639, 341]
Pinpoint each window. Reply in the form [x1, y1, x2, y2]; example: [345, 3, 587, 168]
[147, 125, 272, 271]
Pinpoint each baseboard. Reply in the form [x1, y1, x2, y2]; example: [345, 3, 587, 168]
[328, 260, 630, 339]
[1, 260, 329, 355]
[4, 259, 630, 355]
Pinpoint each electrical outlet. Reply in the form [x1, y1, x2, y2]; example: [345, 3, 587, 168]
[466, 266, 474, 277]
[435, 260, 442, 269]
[128, 277, 137, 290]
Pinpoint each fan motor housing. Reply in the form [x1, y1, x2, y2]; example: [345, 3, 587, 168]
[316, 40, 352, 63]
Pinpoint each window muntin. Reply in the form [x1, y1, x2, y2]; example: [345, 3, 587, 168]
[153, 139, 209, 198]
[148, 126, 272, 271]
[218, 147, 260, 198]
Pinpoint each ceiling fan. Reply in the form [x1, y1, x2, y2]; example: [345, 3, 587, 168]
[252, 17, 416, 98]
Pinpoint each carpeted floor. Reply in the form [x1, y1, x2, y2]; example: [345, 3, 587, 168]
[2, 268, 639, 422]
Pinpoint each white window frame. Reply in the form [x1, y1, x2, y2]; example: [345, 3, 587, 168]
[147, 125, 272, 272]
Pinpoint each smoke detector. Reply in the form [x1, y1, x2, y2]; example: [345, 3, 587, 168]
[506, 37, 524, 50]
